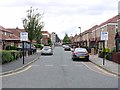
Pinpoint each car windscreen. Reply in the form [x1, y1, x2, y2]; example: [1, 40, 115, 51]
[43, 46, 51, 49]
[75, 48, 87, 53]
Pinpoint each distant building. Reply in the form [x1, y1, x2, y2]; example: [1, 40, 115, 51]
[51, 32, 56, 44]
[41, 31, 50, 45]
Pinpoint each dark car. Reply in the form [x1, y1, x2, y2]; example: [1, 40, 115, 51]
[72, 48, 89, 61]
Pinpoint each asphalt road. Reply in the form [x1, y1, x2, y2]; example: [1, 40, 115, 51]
[2, 47, 118, 88]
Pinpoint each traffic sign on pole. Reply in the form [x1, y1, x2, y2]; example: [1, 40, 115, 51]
[20, 32, 28, 64]
[101, 32, 108, 40]
[101, 32, 108, 65]
[20, 32, 28, 41]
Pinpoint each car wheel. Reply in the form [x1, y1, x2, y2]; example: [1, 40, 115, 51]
[51, 53, 53, 55]
[86, 58, 89, 61]
[72, 58, 75, 61]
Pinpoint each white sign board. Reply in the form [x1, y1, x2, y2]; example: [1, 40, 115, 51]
[20, 32, 28, 41]
[101, 32, 108, 40]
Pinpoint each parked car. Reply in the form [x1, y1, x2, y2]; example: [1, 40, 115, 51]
[64, 45, 71, 51]
[17, 44, 36, 51]
[72, 48, 89, 61]
[62, 45, 67, 48]
[41, 46, 53, 55]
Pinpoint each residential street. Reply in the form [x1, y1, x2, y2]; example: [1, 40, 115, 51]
[2, 47, 118, 88]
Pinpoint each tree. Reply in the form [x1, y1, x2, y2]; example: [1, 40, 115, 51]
[63, 33, 71, 44]
[35, 22, 44, 43]
[48, 38, 52, 46]
[22, 7, 44, 44]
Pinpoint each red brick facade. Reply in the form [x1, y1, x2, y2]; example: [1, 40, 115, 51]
[71, 15, 118, 51]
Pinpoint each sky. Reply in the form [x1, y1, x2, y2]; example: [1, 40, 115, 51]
[0, 0, 119, 39]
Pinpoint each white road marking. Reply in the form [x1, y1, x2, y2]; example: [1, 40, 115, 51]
[81, 62, 117, 77]
[0, 66, 32, 77]
[45, 65, 54, 67]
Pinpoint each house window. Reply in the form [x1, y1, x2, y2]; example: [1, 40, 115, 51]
[5, 32, 7, 35]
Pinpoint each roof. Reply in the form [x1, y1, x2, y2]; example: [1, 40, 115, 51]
[42, 31, 49, 34]
[99, 15, 118, 27]
[2, 33, 20, 41]
[0, 26, 22, 41]
[0, 26, 12, 33]
[87, 25, 99, 33]
[6, 28, 25, 37]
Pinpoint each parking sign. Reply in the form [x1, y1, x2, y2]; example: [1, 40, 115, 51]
[20, 32, 28, 41]
[101, 32, 108, 40]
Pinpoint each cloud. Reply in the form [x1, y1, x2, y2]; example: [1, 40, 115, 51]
[0, 0, 119, 39]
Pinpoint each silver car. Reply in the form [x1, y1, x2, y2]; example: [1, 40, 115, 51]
[41, 46, 53, 55]
[72, 48, 89, 61]
[64, 45, 71, 51]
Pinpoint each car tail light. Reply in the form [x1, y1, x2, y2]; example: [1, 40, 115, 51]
[86, 52, 89, 55]
[73, 52, 78, 54]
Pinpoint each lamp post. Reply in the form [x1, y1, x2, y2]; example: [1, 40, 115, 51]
[78, 27, 81, 47]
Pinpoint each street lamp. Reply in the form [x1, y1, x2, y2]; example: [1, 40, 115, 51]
[78, 27, 81, 47]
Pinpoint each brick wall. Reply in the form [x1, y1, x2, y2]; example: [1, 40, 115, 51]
[107, 25, 116, 49]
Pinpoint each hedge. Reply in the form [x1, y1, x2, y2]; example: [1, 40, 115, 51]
[0, 50, 22, 64]
[98, 48, 113, 61]
[34, 44, 44, 49]
[6, 45, 18, 50]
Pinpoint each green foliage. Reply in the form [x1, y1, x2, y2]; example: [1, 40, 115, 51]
[11, 50, 21, 60]
[1, 50, 22, 64]
[35, 23, 43, 43]
[111, 47, 116, 53]
[2, 50, 14, 64]
[23, 7, 44, 43]
[0, 51, 2, 64]
[6, 45, 17, 50]
[101, 48, 111, 53]
[63, 33, 71, 44]
[34, 44, 44, 49]
[48, 38, 52, 46]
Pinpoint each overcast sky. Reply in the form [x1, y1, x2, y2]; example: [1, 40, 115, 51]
[0, 0, 119, 39]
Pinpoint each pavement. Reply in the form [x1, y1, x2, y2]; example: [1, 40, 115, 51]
[0, 49, 120, 77]
[89, 54, 120, 76]
[0, 50, 41, 76]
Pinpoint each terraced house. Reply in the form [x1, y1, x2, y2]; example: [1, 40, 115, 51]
[0, 26, 20, 50]
[72, 15, 118, 53]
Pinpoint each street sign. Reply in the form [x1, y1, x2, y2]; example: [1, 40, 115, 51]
[20, 32, 28, 41]
[101, 32, 108, 40]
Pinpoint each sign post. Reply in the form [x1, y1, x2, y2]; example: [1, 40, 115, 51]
[20, 32, 28, 64]
[22, 41, 25, 64]
[101, 32, 108, 65]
